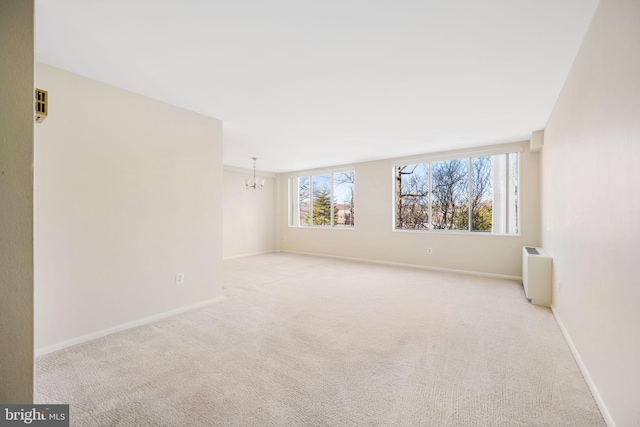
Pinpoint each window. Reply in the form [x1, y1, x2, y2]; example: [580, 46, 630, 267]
[395, 152, 518, 234]
[290, 171, 354, 227]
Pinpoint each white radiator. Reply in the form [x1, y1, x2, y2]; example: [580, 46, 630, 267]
[522, 247, 552, 307]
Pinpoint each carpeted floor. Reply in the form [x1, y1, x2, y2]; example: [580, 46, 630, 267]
[36, 252, 605, 426]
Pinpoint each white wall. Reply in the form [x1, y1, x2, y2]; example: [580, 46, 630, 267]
[0, 0, 35, 403]
[542, 0, 640, 425]
[279, 142, 540, 278]
[223, 167, 277, 258]
[34, 63, 223, 351]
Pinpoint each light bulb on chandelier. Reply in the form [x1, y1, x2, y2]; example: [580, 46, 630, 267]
[245, 157, 265, 190]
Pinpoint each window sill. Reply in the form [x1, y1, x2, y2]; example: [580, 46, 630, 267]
[288, 225, 355, 230]
[392, 228, 520, 237]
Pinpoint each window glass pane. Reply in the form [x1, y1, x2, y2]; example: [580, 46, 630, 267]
[333, 172, 354, 227]
[508, 152, 519, 234]
[298, 176, 310, 226]
[312, 174, 332, 226]
[396, 164, 429, 229]
[431, 159, 469, 230]
[492, 155, 506, 233]
[391, 150, 519, 234]
[471, 156, 493, 232]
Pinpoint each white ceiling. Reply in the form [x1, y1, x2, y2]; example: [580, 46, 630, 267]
[35, 0, 599, 173]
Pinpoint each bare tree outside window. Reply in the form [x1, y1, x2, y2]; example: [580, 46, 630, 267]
[394, 151, 519, 234]
[470, 156, 493, 231]
[395, 164, 429, 229]
[431, 159, 468, 230]
[298, 176, 310, 225]
[293, 171, 355, 228]
[334, 172, 354, 226]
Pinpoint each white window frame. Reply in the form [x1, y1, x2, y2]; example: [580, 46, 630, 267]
[392, 144, 522, 235]
[289, 168, 355, 229]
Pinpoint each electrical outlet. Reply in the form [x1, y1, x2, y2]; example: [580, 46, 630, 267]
[175, 272, 185, 285]
[427, 247, 433, 254]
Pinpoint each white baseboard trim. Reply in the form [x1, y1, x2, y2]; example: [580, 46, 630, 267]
[35, 296, 225, 357]
[223, 250, 277, 260]
[280, 250, 522, 281]
[550, 305, 615, 427]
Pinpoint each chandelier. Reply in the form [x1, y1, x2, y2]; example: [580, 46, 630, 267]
[245, 157, 265, 190]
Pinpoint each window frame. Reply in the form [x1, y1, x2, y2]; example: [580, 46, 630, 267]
[392, 145, 522, 236]
[289, 168, 356, 229]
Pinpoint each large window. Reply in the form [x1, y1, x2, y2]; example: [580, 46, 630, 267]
[395, 152, 519, 234]
[291, 171, 354, 227]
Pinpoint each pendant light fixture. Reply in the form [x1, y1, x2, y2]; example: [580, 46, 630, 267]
[245, 157, 265, 190]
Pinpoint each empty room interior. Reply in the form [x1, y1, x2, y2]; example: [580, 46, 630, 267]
[1, 0, 639, 426]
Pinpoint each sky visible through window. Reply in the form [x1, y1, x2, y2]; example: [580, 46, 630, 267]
[395, 154, 517, 233]
[309, 174, 353, 203]
[294, 171, 354, 227]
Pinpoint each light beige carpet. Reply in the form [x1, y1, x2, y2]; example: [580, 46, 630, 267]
[36, 252, 605, 426]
